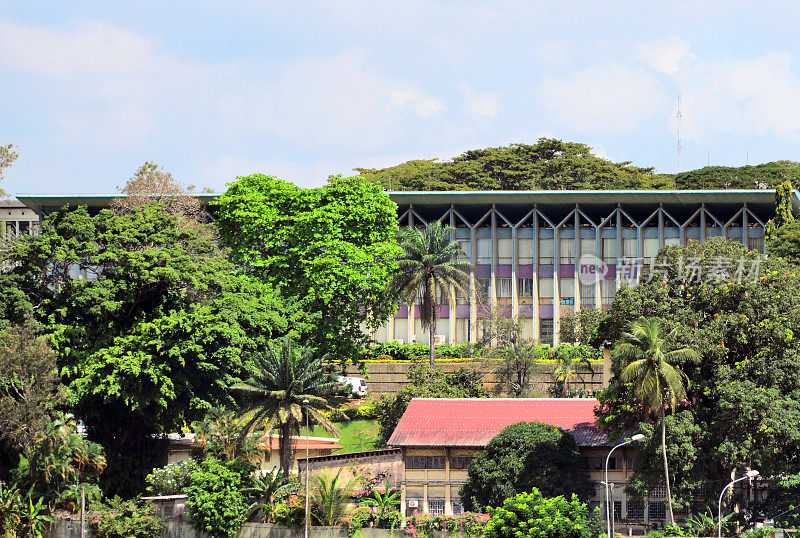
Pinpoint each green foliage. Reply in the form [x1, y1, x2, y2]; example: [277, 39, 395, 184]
[184, 458, 252, 538]
[404, 512, 490, 537]
[90, 498, 165, 538]
[482, 488, 602, 538]
[670, 161, 800, 190]
[391, 220, 471, 364]
[558, 308, 605, 346]
[373, 363, 487, 444]
[241, 470, 299, 523]
[145, 460, 196, 495]
[742, 527, 781, 537]
[232, 336, 342, 474]
[360, 481, 400, 528]
[551, 345, 596, 396]
[357, 139, 655, 191]
[767, 219, 800, 264]
[215, 174, 401, 361]
[0, 202, 286, 496]
[460, 422, 594, 512]
[12, 413, 105, 510]
[0, 487, 55, 538]
[311, 468, 356, 526]
[341, 506, 375, 537]
[271, 497, 305, 527]
[596, 237, 800, 520]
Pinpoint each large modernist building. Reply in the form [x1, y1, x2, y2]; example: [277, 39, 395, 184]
[13, 189, 791, 346]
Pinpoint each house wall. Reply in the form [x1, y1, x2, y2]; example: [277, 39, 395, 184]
[300, 449, 404, 487]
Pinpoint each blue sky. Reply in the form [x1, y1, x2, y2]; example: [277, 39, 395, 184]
[3, 1, 800, 194]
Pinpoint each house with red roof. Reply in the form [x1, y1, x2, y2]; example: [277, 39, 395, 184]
[388, 398, 664, 531]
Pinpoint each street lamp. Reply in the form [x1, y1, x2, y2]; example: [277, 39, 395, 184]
[303, 399, 310, 538]
[605, 434, 645, 538]
[718, 470, 759, 538]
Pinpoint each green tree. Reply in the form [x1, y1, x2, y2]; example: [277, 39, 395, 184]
[242, 470, 299, 523]
[0, 201, 286, 495]
[184, 458, 252, 538]
[215, 174, 402, 361]
[460, 422, 594, 512]
[0, 143, 18, 198]
[373, 363, 487, 445]
[232, 337, 340, 475]
[552, 345, 595, 396]
[613, 317, 696, 524]
[482, 488, 602, 538]
[310, 468, 356, 526]
[361, 481, 400, 528]
[669, 161, 800, 190]
[391, 220, 471, 365]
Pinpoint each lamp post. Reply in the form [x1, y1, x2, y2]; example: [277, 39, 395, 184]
[605, 434, 644, 538]
[718, 470, 759, 538]
[304, 399, 310, 538]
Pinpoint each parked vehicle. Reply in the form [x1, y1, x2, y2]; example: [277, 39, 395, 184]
[335, 376, 368, 398]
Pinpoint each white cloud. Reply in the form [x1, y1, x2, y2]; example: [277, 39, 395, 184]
[538, 63, 667, 135]
[637, 37, 694, 75]
[460, 84, 501, 120]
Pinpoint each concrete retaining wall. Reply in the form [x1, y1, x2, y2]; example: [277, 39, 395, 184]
[345, 360, 604, 396]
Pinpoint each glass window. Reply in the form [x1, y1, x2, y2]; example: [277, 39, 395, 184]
[539, 319, 554, 344]
[613, 501, 622, 521]
[426, 455, 445, 469]
[601, 280, 617, 305]
[559, 238, 575, 265]
[452, 502, 464, 515]
[451, 456, 472, 469]
[406, 456, 426, 469]
[602, 238, 617, 263]
[458, 240, 472, 260]
[664, 236, 680, 248]
[477, 279, 490, 300]
[518, 278, 534, 297]
[627, 501, 644, 520]
[643, 238, 659, 264]
[538, 278, 554, 304]
[518, 239, 534, 264]
[579, 238, 595, 259]
[5, 222, 16, 238]
[428, 500, 445, 515]
[477, 238, 492, 264]
[580, 282, 595, 306]
[560, 279, 575, 305]
[650, 485, 667, 498]
[498, 278, 512, 298]
[539, 238, 554, 265]
[622, 238, 638, 259]
[456, 288, 469, 305]
[497, 238, 513, 264]
[648, 501, 666, 520]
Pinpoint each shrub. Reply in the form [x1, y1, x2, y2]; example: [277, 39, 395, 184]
[405, 513, 489, 537]
[341, 506, 375, 537]
[184, 458, 252, 538]
[272, 497, 306, 527]
[145, 460, 196, 495]
[482, 489, 602, 538]
[91, 498, 164, 538]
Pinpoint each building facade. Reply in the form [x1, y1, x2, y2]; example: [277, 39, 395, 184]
[388, 398, 664, 533]
[0, 199, 39, 240]
[376, 190, 785, 346]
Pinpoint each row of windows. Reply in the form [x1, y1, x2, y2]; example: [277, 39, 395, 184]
[410, 500, 464, 516]
[459, 236, 764, 265]
[607, 501, 665, 521]
[406, 455, 472, 469]
[2, 220, 40, 239]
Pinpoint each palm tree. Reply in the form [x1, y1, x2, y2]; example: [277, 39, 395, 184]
[613, 317, 697, 525]
[232, 337, 340, 475]
[361, 480, 400, 528]
[311, 468, 356, 526]
[243, 470, 299, 522]
[552, 345, 595, 396]
[391, 220, 471, 365]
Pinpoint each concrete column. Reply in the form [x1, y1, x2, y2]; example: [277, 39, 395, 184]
[743, 203, 749, 248]
[444, 448, 452, 515]
[423, 483, 429, 514]
[616, 206, 622, 289]
[701, 203, 707, 243]
[553, 225, 560, 347]
[511, 223, 518, 324]
[449, 206, 456, 344]
[469, 225, 477, 343]
[595, 222, 601, 310]
[491, 205, 497, 307]
[574, 206, 580, 316]
[658, 205, 665, 250]
[408, 206, 415, 344]
[533, 206, 540, 343]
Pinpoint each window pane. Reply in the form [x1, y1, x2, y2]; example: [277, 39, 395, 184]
[518, 239, 534, 263]
[580, 238, 595, 258]
[517, 278, 534, 297]
[602, 238, 617, 262]
[560, 279, 575, 297]
[498, 278, 512, 298]
[538, 278, 554, 299]
[622, 238, 638, 259]
[539, 238, 554, 264]
[497, 238, 513, 264]
[559, 238, 575, 264]
[539, 319, 554, 343]
[664, 236, 680, 248]
[477, 279, 490, 300]
[477, 238, 492, 263]
[429, 500, 445, 515]
[643, 238, 659, 263]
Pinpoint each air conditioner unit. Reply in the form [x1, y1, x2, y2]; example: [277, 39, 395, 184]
[407, 500, 419, 508]
[433, 334, 446, 346]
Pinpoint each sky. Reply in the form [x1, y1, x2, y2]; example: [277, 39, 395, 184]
[3, 1, 800, 194]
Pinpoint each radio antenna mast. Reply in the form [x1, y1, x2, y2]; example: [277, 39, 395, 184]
[676, 93, 682, 173]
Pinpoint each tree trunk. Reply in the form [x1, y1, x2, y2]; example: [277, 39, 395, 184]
[279, 423, 296, 476]
[429, 318, 436, 365]
[661, 407, 676, 524]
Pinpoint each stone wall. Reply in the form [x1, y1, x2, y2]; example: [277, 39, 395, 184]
[300, 448, 403, 487]
[345, 360, 605, 397]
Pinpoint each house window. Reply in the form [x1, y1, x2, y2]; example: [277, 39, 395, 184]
[539, 319, 554, 344]
[602, 238, 617, 264]
[518, 239, 534, 264]
[498, 238, 513, 264]
[477, 238, 492, 264]
[622, 238, 638, 260]
[649, 501, 666, 520]
[458, 240, 472, 261]
[588, 457, 604, 470]
[539, 238, 554, 265]
[451, 456, 472, 469]
[601, 280, 617, 306]
[626, 456, 637, 471]
[559, 238, 575, 265]
[452, 502, 464, 515]
[559, 279, 575, 305]
[517, 278, 534, 297]
[643, 237, 659, 265]
[650, 485, 667, 498]
[538, 278, 554, 304]
[608, 456, 621, 470]
[627, 501, 645, 520]
[613, 501, 622, 521]
[406, 456, 426, 469]
[426, 456, 445, 469]
[428, 500, 445, 515]
[498, 278, 512, 298]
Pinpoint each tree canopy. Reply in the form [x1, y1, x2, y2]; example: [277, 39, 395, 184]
[215, 174, 402, 360]
[594, 238, 800, 522]
[0, 143, 18, 198]
[460, 421, 594, 512]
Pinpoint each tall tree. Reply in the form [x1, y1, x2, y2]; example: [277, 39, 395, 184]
[216, 174, 402, 360]
[552, 345, 596, 396]
[232, 337, 340, 475]
[391, 220, 471, 364]
[110, 161, 205, 223]
[0, 143, 18, 198]
[613, 317, 696, 524]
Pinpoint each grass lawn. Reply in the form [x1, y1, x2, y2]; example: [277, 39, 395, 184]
[300, 419, 380, 454]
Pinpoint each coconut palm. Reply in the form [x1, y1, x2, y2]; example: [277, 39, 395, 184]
[552, 345, 595, 396]
[232, 337, 340, 475]
[391, 220, 471, 365]
[614, 317, 697, 525]
[311, 468, 356, 526]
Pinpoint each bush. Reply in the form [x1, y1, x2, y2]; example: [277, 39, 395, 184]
[460, 422, 594, 511]
[272, 497, 306, 527]
[742, 527, 780, 538]
[91, 498, 164, 538]
[341, 506, 375, 537]
[145, 460, 196, 495]
[483, 489, 602, 538]
[184, 458, 252, 538]
[405, 513, 490, 537]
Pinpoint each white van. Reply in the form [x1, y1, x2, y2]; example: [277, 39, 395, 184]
[335, 376, 368, 398]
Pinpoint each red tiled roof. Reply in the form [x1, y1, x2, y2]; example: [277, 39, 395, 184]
[387, 398, 608, 448]
[257, 434, 343, 451]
